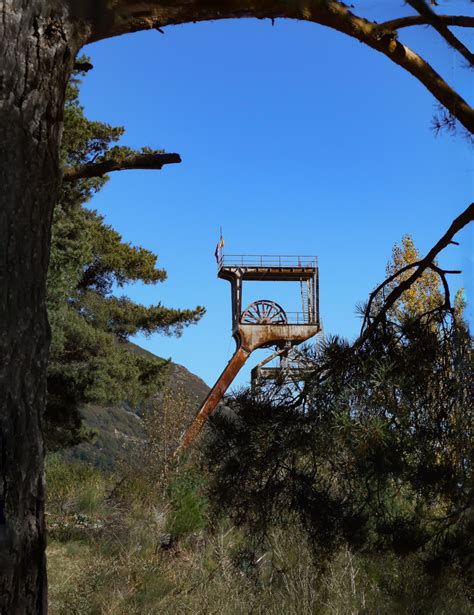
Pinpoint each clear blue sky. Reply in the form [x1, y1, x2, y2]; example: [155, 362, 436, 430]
[80, 1, 473, 387]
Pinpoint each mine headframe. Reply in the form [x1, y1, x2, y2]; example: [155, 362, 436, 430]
[177, 254, 321, 453]
[250, 342, 316, 401]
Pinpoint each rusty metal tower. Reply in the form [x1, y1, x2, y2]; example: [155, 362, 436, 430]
[178, 254, 321, 451]
[250, 343, 315, 398]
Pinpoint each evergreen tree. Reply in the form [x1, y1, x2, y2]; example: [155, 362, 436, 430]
[46, 67, 204, 450]
[204, 237, 472, 593]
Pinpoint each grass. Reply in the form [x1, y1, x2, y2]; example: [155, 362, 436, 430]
[46, 455, 473, 614]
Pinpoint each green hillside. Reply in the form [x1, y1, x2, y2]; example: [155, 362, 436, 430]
[60, 343, 209, 469]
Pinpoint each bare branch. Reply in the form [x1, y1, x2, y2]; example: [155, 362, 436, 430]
[63, 152, 181, 182]
[362, 261, 422, 332]
[359, 202, 474, 344]
[87, 0, 474, 134]
[406, 0, 474, 66]
[377, 15, 474, 32]
[430, 263, 453, 313]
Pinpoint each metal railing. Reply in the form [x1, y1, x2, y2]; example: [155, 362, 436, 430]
[240, 312, 319, 326]
[219, 254, 317, 269]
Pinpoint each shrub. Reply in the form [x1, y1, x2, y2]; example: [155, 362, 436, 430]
[166, 469, 208, 537]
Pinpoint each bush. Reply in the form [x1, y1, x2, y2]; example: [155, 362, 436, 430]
[166, 468, 208, 537]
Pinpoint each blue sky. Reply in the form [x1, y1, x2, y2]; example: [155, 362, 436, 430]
[80, 2, 473, 387]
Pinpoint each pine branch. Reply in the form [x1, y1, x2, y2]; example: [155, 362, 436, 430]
[63, 152, 181, 181]
[275, 203, 472, 412]
[377, 15, 474, 32]
[406, 0, 474, 66]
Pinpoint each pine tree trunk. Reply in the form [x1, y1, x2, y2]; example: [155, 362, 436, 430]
[0, 3, 79, 612]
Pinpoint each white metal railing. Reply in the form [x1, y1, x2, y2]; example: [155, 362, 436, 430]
[219, 254, 317, 269]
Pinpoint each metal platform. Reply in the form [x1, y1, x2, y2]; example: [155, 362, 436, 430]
[218, 254, 317, 282]
[219, 254, 319, 333]
[219, 254, 317, 268]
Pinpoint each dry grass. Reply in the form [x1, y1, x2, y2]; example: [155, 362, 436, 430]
[46, 455, 472, 615]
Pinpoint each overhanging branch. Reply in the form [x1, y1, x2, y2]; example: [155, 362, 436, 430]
[63, 152, 181, 181]
[406, 0, 474, 66]
[88, 0, 474, 134]
[377, 15, 474, 32]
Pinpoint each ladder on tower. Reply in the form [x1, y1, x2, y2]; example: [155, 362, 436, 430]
[300, 279, 311, 323]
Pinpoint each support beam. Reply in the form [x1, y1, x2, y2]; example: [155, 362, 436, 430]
[177, 346, 251, 451]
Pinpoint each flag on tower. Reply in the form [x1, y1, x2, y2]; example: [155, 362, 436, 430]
[215, 228, 224, 263]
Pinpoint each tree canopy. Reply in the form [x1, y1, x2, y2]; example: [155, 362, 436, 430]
[379, 235, 465, 325]
[45, 68, 205, 449]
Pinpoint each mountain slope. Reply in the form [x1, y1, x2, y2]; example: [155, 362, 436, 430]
[60, 345, 209, 469]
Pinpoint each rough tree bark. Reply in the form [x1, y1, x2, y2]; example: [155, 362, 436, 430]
[0, 1, 472, 613]
[0, 2, 83, 612]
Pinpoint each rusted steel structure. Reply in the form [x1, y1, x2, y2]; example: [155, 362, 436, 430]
[178, 254, 321, 451]
[250, 343, 315, 397]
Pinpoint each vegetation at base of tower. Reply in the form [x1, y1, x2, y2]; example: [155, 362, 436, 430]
[41, 245, 473, 611]
[202, 237, 472, 595]
[46, 455, 471, 614]
[46, 63, 205, 450]
[44, 334, 472, 614]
